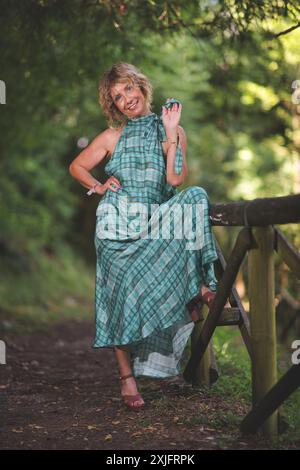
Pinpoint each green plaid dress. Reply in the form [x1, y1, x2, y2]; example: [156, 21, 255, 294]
[93, 98, 218, 378]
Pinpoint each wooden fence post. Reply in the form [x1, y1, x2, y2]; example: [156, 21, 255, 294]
[248, 226, 278, 437]
[191, 305, 211, 386]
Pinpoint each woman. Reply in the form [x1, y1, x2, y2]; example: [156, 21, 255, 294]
[69, 62, 224, 410]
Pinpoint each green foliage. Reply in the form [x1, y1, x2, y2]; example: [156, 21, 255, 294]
[0, 2, 299, 304]
[0, 241, 94, 334]
[0, 2, 299, 450]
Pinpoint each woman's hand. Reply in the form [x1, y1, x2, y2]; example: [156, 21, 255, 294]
[161, 98, 182, 131]
[97, 176, 122, 195]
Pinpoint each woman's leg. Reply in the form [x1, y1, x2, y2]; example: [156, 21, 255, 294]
[114, 345, 145, 406]
[188, 285, 211, 322]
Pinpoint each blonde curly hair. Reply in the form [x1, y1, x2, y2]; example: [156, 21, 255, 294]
[98, 62, 153, 128]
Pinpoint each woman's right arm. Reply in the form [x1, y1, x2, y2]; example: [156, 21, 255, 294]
[69, 130, 121, 195]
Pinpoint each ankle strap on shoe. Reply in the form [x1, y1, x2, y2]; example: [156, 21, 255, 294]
[120, 373, 134, 381]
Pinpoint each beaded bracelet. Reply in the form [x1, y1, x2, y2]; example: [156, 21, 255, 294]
[86, 180, 102, 196]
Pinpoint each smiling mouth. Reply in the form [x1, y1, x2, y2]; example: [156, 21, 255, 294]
[128, 100, 138, 110]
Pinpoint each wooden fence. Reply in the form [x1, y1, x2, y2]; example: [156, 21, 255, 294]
[183, 193, 300, 438]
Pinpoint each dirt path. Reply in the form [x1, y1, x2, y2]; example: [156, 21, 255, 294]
[0, 319, 282, 449]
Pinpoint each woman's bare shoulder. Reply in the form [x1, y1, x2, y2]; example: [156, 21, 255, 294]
[97, 126, 120, 142]
[98, 125, 122, 152]
[101, 125, 126, 159]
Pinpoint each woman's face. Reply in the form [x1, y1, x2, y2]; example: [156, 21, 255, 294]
[110, 81, 149, 119]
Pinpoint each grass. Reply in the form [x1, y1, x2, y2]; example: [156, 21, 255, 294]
[205, 326, 300, 448]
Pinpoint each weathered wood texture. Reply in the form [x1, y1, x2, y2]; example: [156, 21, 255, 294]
[210, 193, 300, 226]
[248, 226, 278, 437]
[191, 305, 211, 386]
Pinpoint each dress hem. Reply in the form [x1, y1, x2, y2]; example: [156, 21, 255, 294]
[92, 261, 219, 350]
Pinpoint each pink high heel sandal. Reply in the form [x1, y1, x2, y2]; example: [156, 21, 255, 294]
[120, 373, 145, 410]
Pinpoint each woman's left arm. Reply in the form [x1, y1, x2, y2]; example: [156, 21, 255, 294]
[165, 125, 188, 187]
[162, 100, 188, 187]
[176, 125, 188, 185]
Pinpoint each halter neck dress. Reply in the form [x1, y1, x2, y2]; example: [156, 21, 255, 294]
[93, 98, 219, 378]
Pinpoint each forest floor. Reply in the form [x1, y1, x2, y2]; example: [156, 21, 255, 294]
[0, 319, 298, 450]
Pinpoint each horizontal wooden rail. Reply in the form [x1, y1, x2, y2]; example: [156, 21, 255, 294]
[210, 193, 300, 226]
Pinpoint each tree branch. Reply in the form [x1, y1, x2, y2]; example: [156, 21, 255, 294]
[274, 21, 300, 38]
